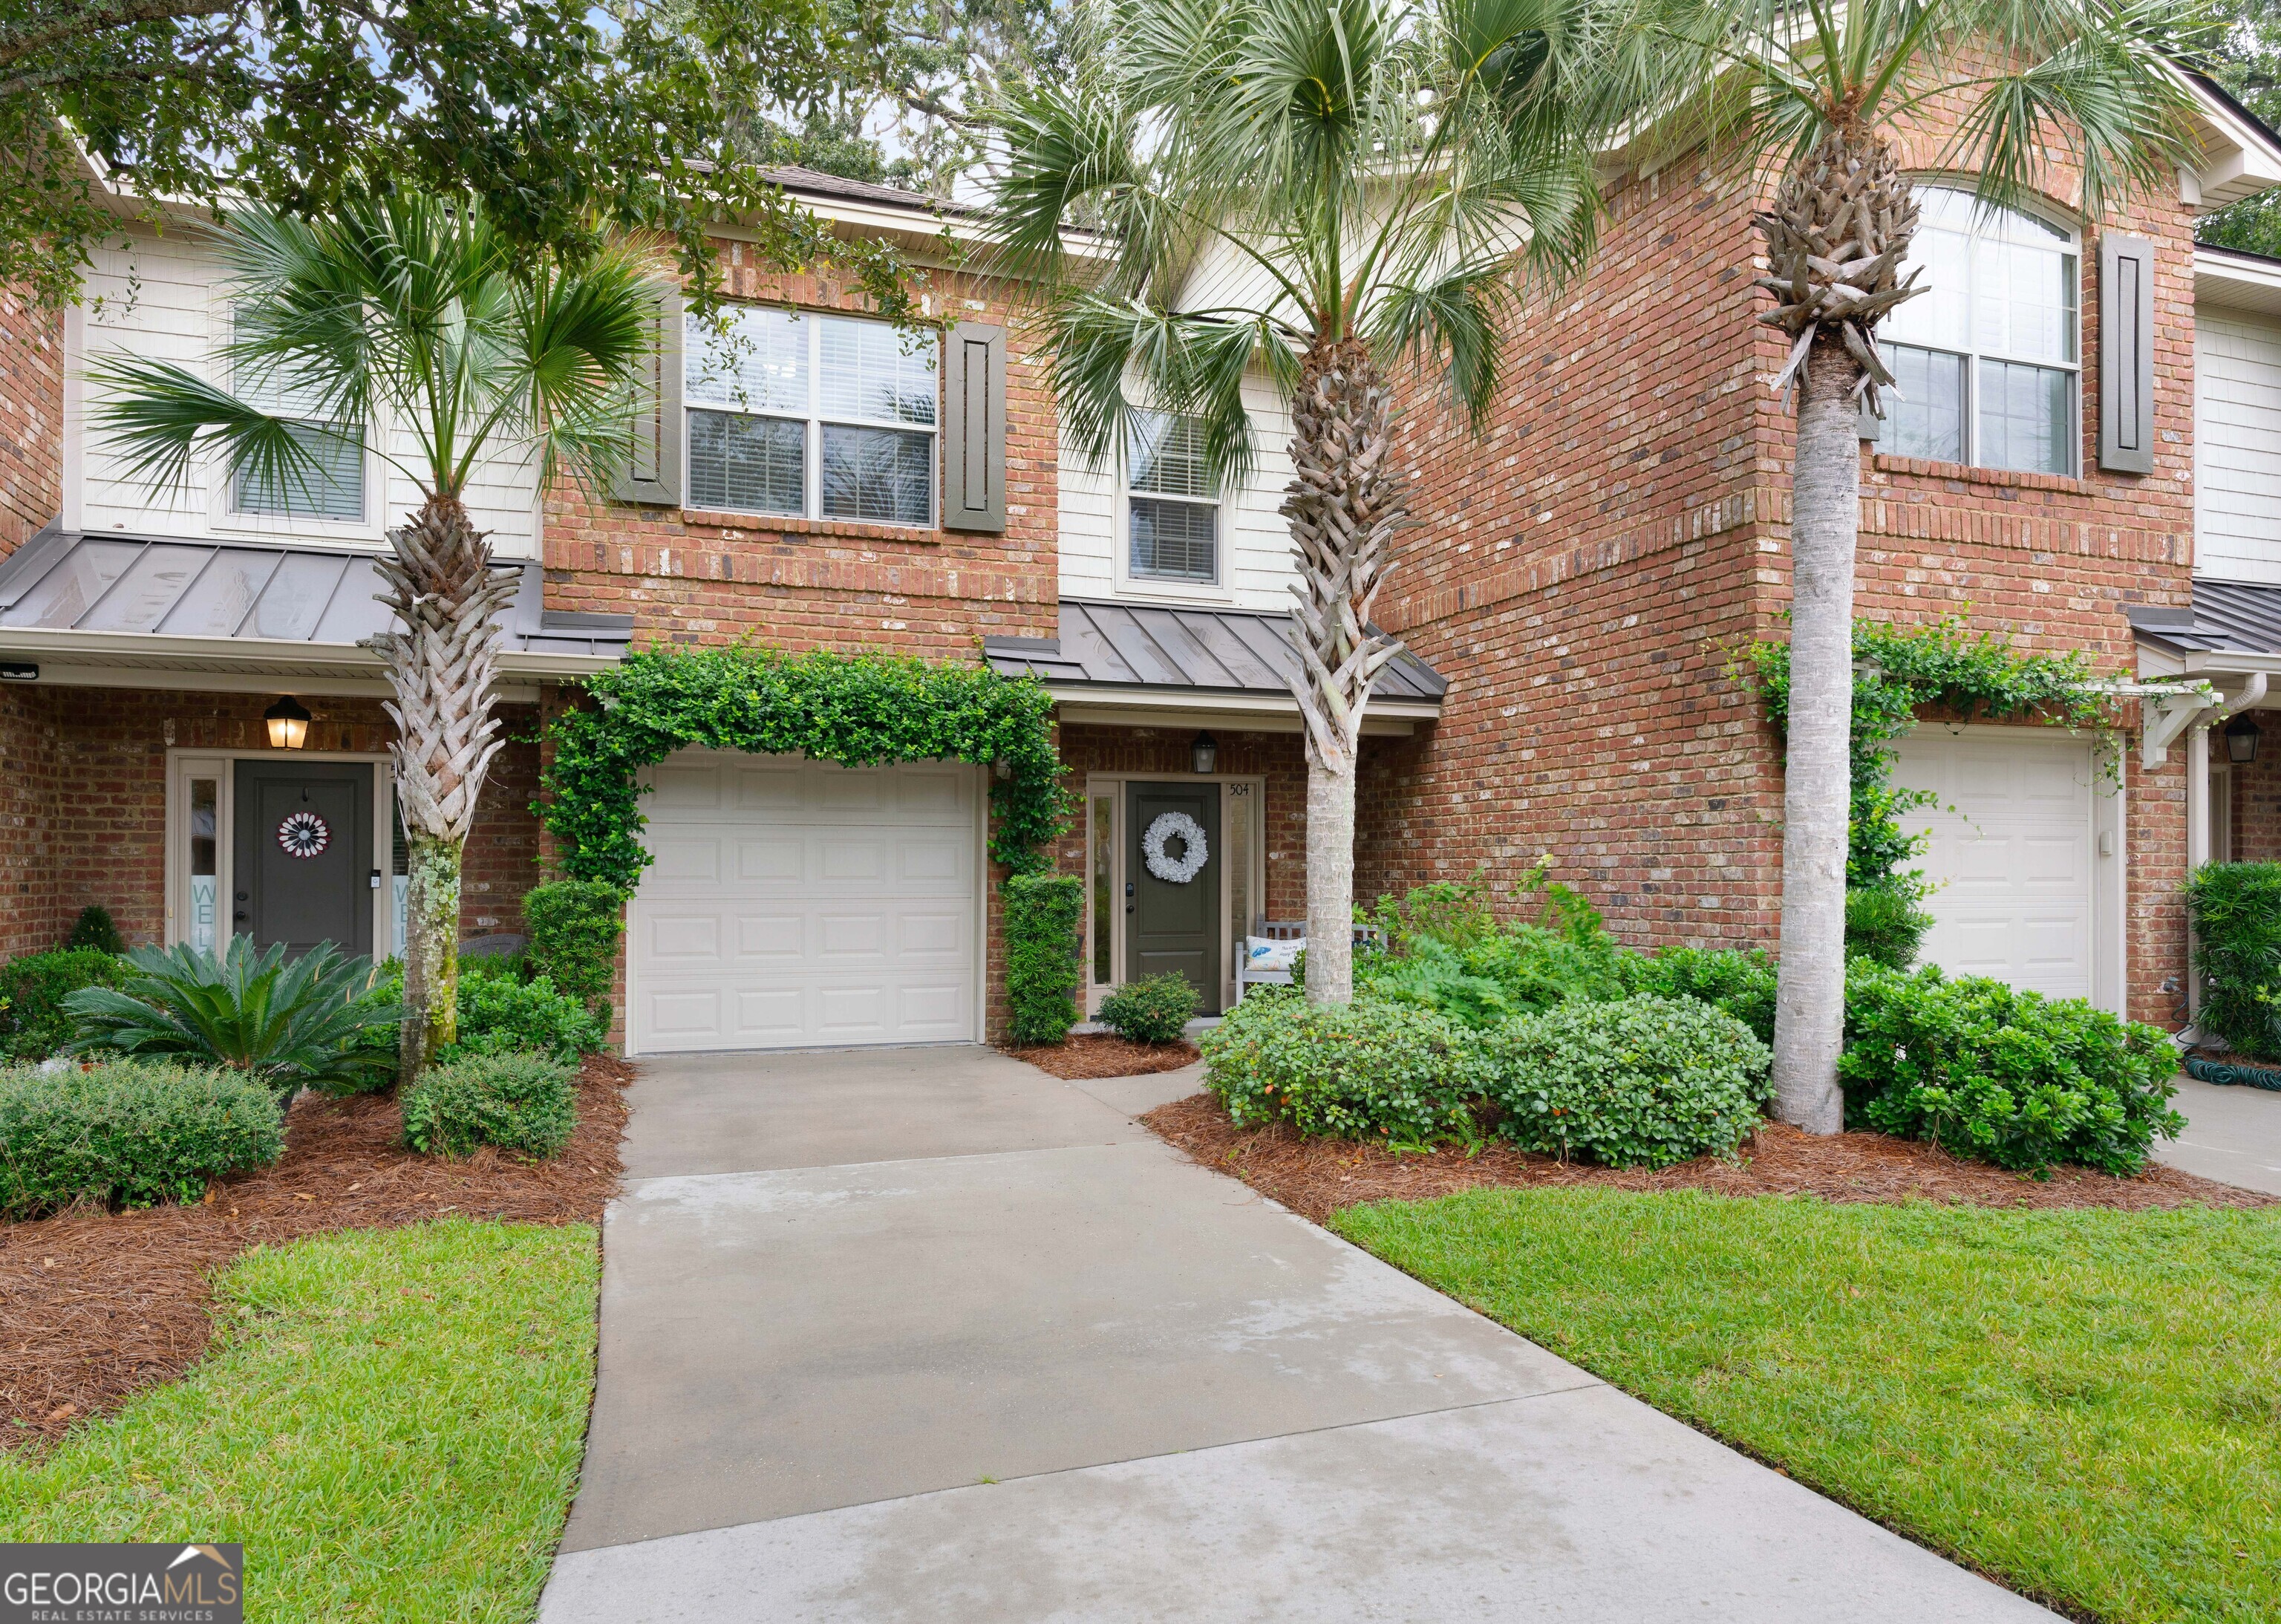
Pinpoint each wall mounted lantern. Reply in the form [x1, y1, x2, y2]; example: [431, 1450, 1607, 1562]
[264, 696, 312, 750]
[1191, 731, 1218, 775]
[2225, 711, 2261, 766]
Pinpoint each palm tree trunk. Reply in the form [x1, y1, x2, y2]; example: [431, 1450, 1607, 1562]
[402, 833, 463, 1071]
[373, 493, 518, 1083]
[1282, 336, 1406, 1005]
[1771, 337, 1860, 1134]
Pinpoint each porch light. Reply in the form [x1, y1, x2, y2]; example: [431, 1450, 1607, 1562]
[1191, 731, 1218, 775]
[264, 695, 312, 751]
[2225, 712, 2261, 766]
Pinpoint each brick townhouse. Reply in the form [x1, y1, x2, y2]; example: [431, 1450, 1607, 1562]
[4, 78, 2281, 1052]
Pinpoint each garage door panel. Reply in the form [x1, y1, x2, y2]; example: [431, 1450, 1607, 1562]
[631, 754, 981, 1052]
[652, 763, 724, 809]
[1893, 730, 2096, 1002]
[647, 913, 722, 959]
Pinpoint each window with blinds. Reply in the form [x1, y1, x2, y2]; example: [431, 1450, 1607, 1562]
[1127, 411, 1218, 583]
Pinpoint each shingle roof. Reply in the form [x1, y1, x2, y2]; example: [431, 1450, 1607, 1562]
[761, 166, 971, 218]
[0, 529, 631, 659]
[983, 599, 1446, 705]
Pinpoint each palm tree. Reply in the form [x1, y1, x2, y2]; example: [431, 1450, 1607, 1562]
[1646, 0, 2196, 1132]
[985, 0, 1642, 1003]
[89, 195, 661, 1083]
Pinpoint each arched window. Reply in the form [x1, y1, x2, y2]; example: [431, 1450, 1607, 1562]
[1880, 187, 2080, 476]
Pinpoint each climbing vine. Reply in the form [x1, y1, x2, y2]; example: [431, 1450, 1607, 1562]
[539, 646, 1071, 893]
[1745, 616, 2127, 890]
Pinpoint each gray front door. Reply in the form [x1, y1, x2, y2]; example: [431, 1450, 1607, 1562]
[232, 760, 373, 955]
[1126, 780, 1221, 1014]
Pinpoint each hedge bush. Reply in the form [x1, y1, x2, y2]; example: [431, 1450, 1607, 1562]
[1616, 947, 1778, 1046]
[0, 948, 128, 1062]
[1845, 883, 1934, 970]
[65, 905, 126, 955]
[0, 1060, 284, 1216]
[1097, 972, 1198, 1045]
[1839, 963, 2183, 1175]
[1005, 873, 1084, 1045]
[400, 1050, 578, 1158]
[1204, 988, 1490, 1145]
[364, 958, 604, 1066]
[522, 879, 624, 1012]
[1481, 995, 1772, 1168]
[2184, 861, 2281, 1060]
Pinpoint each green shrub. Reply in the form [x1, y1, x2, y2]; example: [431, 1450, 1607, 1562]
[65, 905, 127, 955]
[1839, 963, 2183, 1175]
[1203, 988, 1490, 1145]
[0, 1059, 284, 1216]
[1356, 940, 1518, 1028]
[2185, 861, 2281, 1060]
[66, 939, 397, 1100]
[1097, 971, 1198, 1045]
[400, 1050, 577, 1159]
[1481, 994, 1772, 1169]
[1616, 947, 1778, 1046]
[1004, 873, 1084, 1045]
[0, 948, 128, 1061]
[448, 965, 604, 1062]
[1846, 882, 1934, 970]
[522, 879, 624, 1012]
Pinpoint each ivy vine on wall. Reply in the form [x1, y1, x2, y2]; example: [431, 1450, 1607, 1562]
[538, 646, 1070, 893]
[1746, 616, 2126, 890]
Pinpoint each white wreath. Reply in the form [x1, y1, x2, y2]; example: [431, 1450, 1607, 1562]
[1143, 811, 1210, 884]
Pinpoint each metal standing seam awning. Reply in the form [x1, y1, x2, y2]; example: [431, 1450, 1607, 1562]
[0, 528, 631, 694]
[2130, 581, 2281, 679]
[982, 598, 1446, 734]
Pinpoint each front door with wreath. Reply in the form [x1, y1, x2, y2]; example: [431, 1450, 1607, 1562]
[1127, 781, 1221, 1013]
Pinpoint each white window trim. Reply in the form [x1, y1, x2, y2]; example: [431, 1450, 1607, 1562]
[682, 307, 941, 527]
[1115, 411, 1233, 601]
[1082, 772, 1264, 1012]
[166, 749, 399, 962]
[1883, 184, 2083, 477]
[202, 291, 385, 542]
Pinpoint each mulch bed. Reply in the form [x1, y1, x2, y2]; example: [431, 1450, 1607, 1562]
[0, 1053, 632, 1452]
[1002, 1034, 1201, 1080]
[1143, 1092, 2278, 1225]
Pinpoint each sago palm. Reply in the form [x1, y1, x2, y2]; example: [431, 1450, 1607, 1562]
[985, 0, 1647, 1003]
[1650, 0, 2196, 1131]
[88, 195, 662, 1082]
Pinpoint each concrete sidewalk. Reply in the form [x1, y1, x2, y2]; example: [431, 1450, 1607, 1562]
[541, 1046, 2056, 1623]
[2156, 1072, 2281, 1196]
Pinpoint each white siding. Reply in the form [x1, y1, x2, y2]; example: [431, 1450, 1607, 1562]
[73, 229, 541, 558]
[2196, 307, 2281, 584]
[1055, 374, 1299, 612]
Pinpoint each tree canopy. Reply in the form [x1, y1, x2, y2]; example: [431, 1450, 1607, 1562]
[2197, 1, 2281, 255]
[0, 0, 916, 309]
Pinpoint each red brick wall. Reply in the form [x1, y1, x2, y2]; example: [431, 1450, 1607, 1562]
[0, 287, 61, 561]
[2230, 739, 2281, 863]
[542, 266, 1057, 656]
[0, 686, 542, 959]
[1371, 131, 2201, 1024]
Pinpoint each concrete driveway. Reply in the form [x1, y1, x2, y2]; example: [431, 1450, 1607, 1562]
[2157, 1072, 2281, 1196]
[541, 1045, 2056, 1623]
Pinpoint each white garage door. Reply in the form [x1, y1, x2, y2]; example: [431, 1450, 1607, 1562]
[627, 752, 982, 1054]
[1890, 728, 2096, 999]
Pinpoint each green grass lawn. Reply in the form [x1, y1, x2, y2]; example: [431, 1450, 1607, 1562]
[0, 1219, 598, 1623]
[1337, 1189, 2281, 1624]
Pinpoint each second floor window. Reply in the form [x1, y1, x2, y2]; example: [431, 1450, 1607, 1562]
[685, 307, 939, 526]
[1880, 186, 2080, 477]
[229, 315, 365, 522]
[1127, 412, 1218, 583]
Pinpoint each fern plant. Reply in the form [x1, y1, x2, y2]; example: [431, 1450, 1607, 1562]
[65, 939, 401, 1100]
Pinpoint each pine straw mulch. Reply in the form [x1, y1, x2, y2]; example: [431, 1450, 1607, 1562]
[1002, 1034, 1202, 1080]
[0, 1053, 633, 1452]
[1143, 1092, 2279, 1226]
